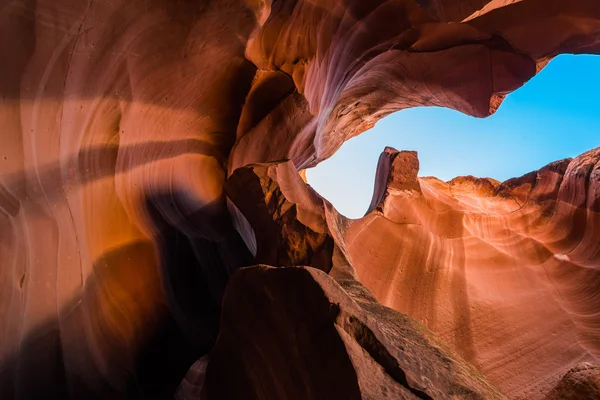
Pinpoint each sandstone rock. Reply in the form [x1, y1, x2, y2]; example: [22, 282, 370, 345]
[545, 363, 600, 400]
[225, 160, 334, 272]
[175, 356, 210, 400]
[368, 148, 422, 214]
[1, 0, 600, 398]
[215, 150, 600, 399]
[205, 264, 506, 400]
[329, 147, 600, 399]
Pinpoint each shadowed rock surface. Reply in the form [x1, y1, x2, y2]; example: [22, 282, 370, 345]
[205, 264, 505, 400]
[225, 160, 334, 271]
[181, 151, 600, 400]
[545, 363, 600, 400]
[1, 0, 600, 398]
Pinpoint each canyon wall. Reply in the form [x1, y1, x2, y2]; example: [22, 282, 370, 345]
[1, 0, 600, 398]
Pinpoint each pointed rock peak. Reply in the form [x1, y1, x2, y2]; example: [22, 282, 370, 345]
[366, 147, 422, 214]
[388, 149, 422, 193]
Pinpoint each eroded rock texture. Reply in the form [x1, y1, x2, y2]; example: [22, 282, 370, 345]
[329, 148, 600, 399]
[207, 150, 600, 399]
[545, 363, 600, 400]
[1, 0, 600, 398]
[205, 264, 505, 400]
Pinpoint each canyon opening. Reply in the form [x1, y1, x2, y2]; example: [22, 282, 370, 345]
[307, 54, 600, 218]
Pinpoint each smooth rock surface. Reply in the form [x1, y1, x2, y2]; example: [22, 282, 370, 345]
[209, 150, 600, 399]
[328, 148, 600, 399]
[1, 0, 600, 398]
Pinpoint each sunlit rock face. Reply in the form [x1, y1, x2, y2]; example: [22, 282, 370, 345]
[198, 150, 600, 399]
[1, 0, 600, 398]
[328, 147, 600, 399]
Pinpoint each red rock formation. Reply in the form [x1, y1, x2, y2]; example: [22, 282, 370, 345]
[214, 149, 600, 399]
[327, 148, 600, 399]
[205, 264, 505, 400]
[545, 363, 600, 399]
[1, 0, 600, 398]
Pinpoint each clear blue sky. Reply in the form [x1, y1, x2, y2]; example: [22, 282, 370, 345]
[306, 55, 600, 218]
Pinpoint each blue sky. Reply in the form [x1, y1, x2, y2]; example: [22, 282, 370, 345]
[306, 55, 600, 218]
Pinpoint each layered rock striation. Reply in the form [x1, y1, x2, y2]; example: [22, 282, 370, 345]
[1, 0, 600, 398]
[329, 148, 600, 399]
[211, 147, 600, 399]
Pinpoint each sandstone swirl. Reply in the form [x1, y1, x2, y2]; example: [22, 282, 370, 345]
[216, 149, 600, 399]
[0, 0, 599, 399]
[328, 148, 600, 399]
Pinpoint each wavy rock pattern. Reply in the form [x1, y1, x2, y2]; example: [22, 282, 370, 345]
[1, 0, 600, 398]
[328, 148, 600, 399]
[221, 150, 600, 399]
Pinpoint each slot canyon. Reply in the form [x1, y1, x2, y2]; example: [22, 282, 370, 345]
[1, 0, 600, 399]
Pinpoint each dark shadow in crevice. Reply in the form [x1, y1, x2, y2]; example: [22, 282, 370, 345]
[0, 190, 253, 399]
